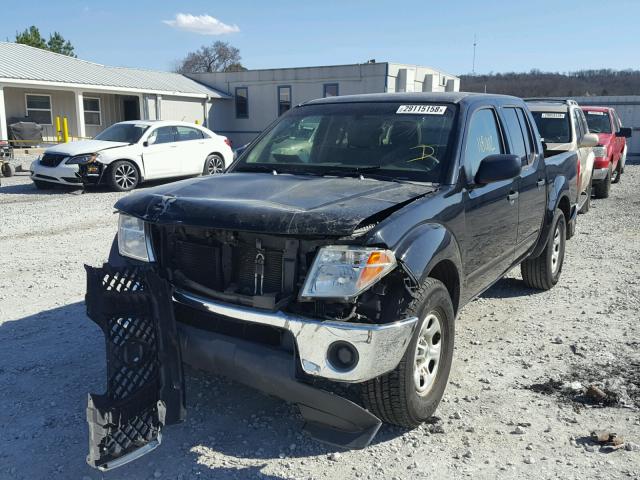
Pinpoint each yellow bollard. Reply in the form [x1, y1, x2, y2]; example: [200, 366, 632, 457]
[55, 116, 61, 142]
[62, 117, 69, 143]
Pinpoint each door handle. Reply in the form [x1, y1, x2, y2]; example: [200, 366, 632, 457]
[537, 179, 545, 188]
[507, 191, 519, 203]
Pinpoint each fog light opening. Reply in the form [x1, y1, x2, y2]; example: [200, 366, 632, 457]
[327, 341, 359, 372]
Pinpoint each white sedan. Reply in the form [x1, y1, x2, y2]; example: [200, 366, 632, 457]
[30, 120, 233, 191]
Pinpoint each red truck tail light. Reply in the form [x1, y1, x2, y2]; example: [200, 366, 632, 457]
[224, 137, 233, 148]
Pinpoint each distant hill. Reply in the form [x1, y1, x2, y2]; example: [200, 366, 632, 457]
[460, 70, 640, 97]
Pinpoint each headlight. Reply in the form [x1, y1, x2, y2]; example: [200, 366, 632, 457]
[592, 146, 607, 158]
[300, 246, 396, 299]
[117, 213, 154, 262]
[66, 153, 99, 165]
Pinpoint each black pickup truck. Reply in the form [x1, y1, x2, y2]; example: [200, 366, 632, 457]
[84, 93, 578, 470]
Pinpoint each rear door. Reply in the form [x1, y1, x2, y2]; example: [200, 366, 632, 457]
[85, 265, 185, 471]
[502, 106, 547, 256]
[462, 107, 519, 296]
[175, 126, 207, 174]
[572, 108, 590, 194]
[143, 126, 180, 178]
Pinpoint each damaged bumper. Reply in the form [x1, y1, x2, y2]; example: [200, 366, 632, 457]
[173, 288, 418, 383]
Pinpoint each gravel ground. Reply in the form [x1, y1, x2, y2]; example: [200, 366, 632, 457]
[0, 166, 639, 480]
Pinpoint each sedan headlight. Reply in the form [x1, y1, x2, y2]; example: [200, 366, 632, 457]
[66, 153, 99, 165]
[592, 146, 607, 158]
[300, 246, 396, 299]
[117, 214, 154, 262]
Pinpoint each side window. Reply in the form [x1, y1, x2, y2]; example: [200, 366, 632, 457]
[464, 109, 504, 179]
[175, 126, 204, 141]
[502, 108, 527, 162]
[149, 126, 176, 145]
[515, 108, 535, 161]
[572, 109, 584, 141]
[235, 87, 248, 118]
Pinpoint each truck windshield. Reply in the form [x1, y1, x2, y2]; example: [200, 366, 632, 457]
[584, 111, 612, 134]
[530, 112, 571, 143]
[233, 102, 458, 183]
[94, 123, 150, 143]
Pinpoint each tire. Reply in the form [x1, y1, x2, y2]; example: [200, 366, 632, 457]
[521, 209, 566, 291]
[361, 278, 455, 428]
[579, 174, 592, 214]
[108, 161, 139, 192]
[611, 160, 622, 184]
[593, 165, 612, 199]
[33, 179, 54, 189]
[1, 163, 15, 177]
[203, 154, 225, 175]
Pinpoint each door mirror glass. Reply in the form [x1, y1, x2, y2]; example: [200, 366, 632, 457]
[146, 132, 157, 146]
[580, 133, 599, 148]
[616, 127, 632, 138]
[474, 154, 521, 185]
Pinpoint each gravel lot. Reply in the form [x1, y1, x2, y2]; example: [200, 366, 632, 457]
[0, 166, 638, 480]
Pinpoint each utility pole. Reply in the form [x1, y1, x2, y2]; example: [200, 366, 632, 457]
[472, 34, 478, 75]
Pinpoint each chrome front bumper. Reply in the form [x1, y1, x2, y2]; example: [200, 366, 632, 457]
[173, 288, 418, 383]
[592, 167, 609, 181]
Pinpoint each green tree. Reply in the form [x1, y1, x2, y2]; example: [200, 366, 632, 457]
[47, 32, 76, 57]
[15, 26, 47, 49]
[15, 26, 76, 57]
[176, 41, 244, 73]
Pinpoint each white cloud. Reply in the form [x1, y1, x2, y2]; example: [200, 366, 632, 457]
[163, 13, 240, 35]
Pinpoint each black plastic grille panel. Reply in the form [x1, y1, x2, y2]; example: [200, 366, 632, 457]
[40, 153, 67, 167]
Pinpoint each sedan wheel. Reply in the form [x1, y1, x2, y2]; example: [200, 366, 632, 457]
[108, 161, 139, 192]
[204, 155, 225, 175]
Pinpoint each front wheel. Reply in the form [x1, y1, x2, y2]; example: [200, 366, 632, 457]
[593, 165, 612, 199]
[521, 209, 566, 290]
[1, 162, 15, 177]
[203, 154, 225, 175]
[361, 278, 455, 428]
[108, 161, 139, 192]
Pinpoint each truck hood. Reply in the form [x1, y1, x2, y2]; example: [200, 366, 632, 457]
[45, 139, 129, 156]
[115, 173, 435, 236]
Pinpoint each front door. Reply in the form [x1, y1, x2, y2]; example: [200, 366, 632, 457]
[123, 97, 140, 121]
[462, 108, 519, 296]
[143, 126, 180, 179]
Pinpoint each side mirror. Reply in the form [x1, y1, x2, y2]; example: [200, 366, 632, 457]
[616, 127, 632, 138]
[474, 154, 521, 185]
[580, 133, 599, 148]
[143, 141, 149, 147]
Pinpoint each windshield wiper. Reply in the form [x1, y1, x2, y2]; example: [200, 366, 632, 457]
[234, 165, 279, 174]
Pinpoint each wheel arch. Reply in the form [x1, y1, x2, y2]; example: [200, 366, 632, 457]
[206, 151, 228, 168]
[108, 157, 144, 181]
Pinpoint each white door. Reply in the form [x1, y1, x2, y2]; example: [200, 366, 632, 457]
[142, 126, 180, 179]
[175, 125, 208, 174]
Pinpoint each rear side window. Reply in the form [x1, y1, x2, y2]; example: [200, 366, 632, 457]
[149, 126, 176, 145]
[502, 108, 527, 162]
[464, 109, 504, 179]
[176, 126, 204, 141]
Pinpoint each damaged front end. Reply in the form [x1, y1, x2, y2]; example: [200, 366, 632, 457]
[84, 265, 185, 471]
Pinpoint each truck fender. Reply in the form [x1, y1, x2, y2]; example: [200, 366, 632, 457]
[531, 177, 573, 258]
[392, 223, 463, 310]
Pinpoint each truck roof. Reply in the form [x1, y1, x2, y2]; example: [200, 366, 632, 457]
[303, 91, 520, 106]
[581, 106, 611, 113]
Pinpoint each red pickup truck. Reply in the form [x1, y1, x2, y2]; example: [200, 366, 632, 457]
[581, 106, 632, 198]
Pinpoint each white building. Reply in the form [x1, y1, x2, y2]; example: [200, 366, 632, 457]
[0, 42, 228, 142]
[188, 62, 460, 146]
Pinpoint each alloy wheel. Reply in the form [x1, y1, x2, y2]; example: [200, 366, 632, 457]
[206, 156, 225, 175]
[114, 164, 137, 189]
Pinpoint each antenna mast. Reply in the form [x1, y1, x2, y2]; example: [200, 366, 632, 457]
[472, 34, 478, 75]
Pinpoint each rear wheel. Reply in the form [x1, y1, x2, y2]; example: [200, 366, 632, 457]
[108, 161, 139, 192]
[593, 165, 612, 199]
[361, 278, 455, 427]
[203, 154, 225, 175]
[521, 209, 566, 290]
[1, 162, 15, 177]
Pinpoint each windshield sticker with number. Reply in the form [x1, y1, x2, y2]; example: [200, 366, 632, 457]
[397, 105, 447, 115]
[587, 111, 605, 116]
[541, 113, 565, 119]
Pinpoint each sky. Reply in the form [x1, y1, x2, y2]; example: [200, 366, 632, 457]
[3, 0, 640, 75]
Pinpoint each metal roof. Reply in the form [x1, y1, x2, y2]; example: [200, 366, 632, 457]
[0, 42, 229, 98]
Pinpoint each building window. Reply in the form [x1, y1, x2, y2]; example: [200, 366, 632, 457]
[235, 87, 248, 118]
[323, 83, 339, 97]
[83, 97, 102, 126]
[278, 86, 291, 116]
[25, 94, 52, 125]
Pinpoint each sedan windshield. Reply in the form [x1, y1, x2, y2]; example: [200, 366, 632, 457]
[531, 112, 571, 143]
[584, 111, 612, 134]
[94, 123, 150, 143]
[233, 102, 458, 183]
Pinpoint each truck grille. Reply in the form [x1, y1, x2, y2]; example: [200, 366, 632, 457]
[172, 238, 284, 296]
[40, 153, 67, 167]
